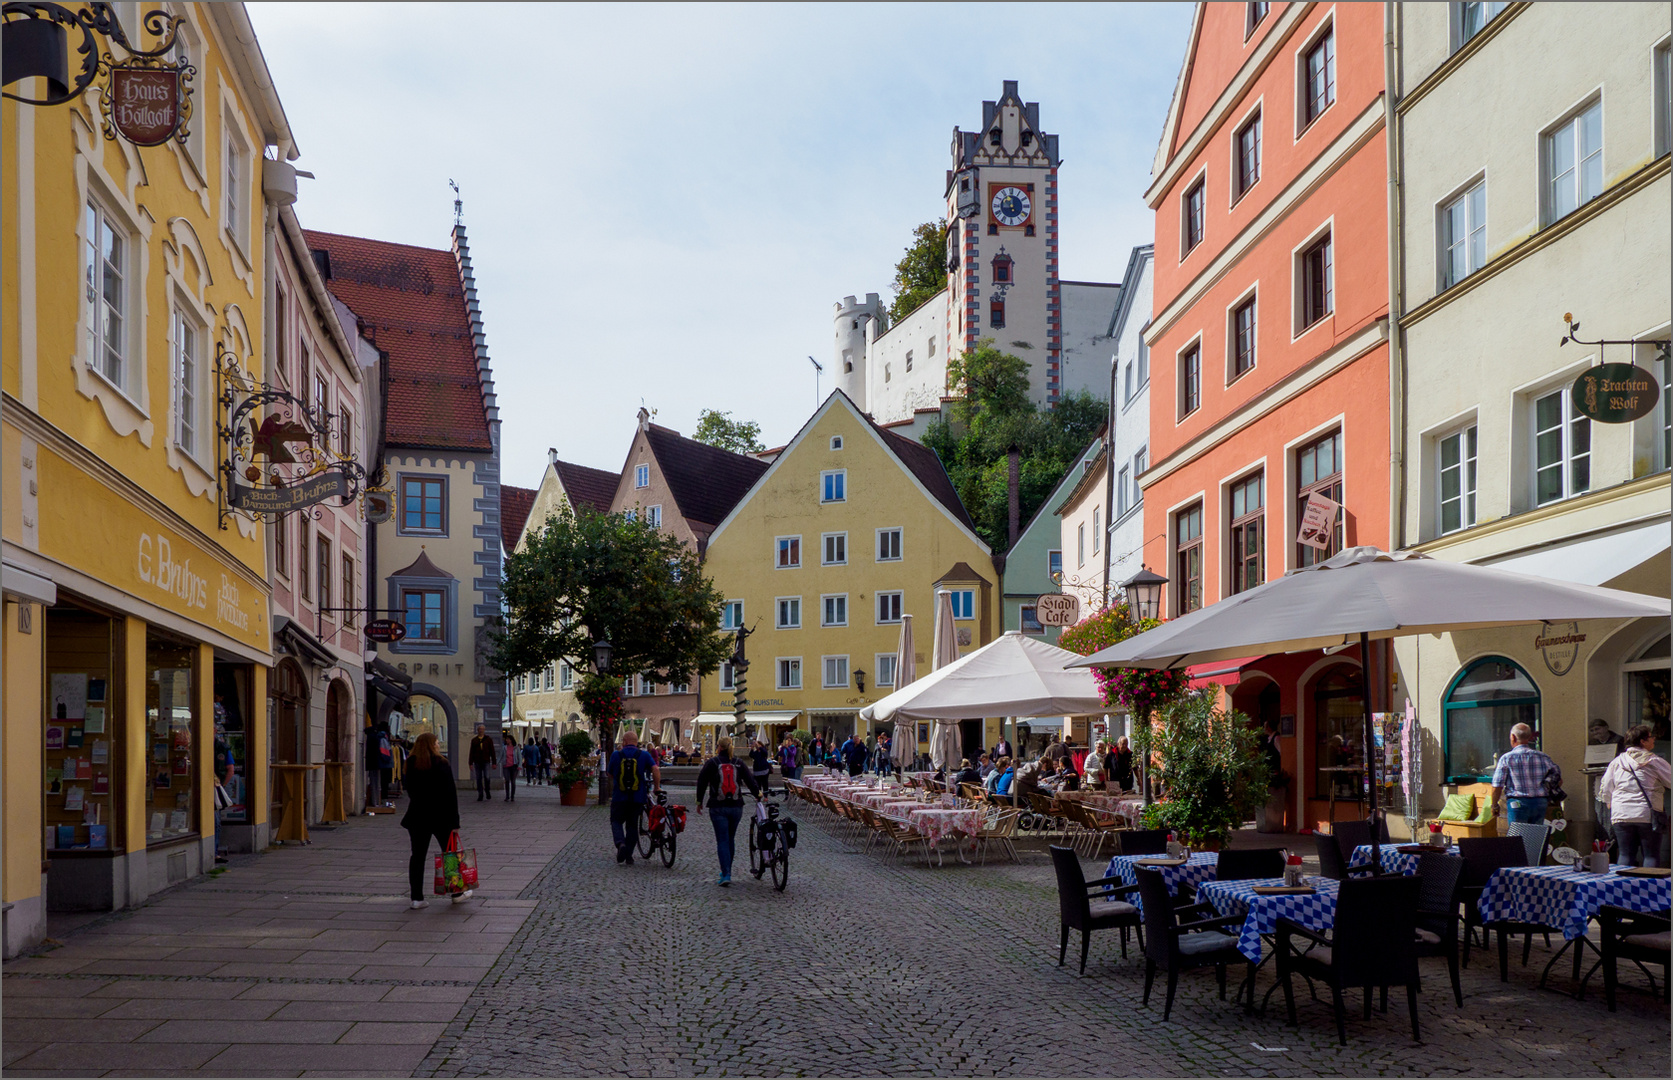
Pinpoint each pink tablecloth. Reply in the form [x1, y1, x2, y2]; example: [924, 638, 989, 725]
[904, 808, 982, 845]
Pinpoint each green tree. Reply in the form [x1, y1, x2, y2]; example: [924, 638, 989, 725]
[491, 503, 733, 764]
[920, 340, 1106, 552]
[692, 409, 765, 455]
[889, 220, 949, 323]
[1141, 689, 1273, 847]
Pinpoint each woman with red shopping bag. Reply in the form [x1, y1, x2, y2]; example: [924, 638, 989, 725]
[401, 732, 466, 909]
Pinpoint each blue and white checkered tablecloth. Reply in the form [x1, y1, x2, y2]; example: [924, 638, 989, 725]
[1477, 865, 1672, 941]
[1198, 876, 1341, 962]
[1104, 851, 1219, 914]
[1348, 843, 1459, 876]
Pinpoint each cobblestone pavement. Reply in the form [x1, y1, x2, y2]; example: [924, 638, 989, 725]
[417, 793, 1669, 1078]
[3, 781, 584, 1077]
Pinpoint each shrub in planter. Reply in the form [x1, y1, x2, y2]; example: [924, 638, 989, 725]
[1145, 688, 1272, 847]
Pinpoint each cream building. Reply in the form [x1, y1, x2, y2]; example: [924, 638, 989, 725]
[1389, 2, 1670, 844]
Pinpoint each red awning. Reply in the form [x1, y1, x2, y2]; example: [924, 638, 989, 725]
[1185, 656, 1263, 687]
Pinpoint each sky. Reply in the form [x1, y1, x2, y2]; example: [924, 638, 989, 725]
[247, 2, 1195, 489]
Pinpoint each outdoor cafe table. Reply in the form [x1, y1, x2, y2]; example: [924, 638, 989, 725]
[1198, 876, 1342, 963]
[900, 807, 983, 846]
[1104, 851, 1219, 913]
[1478, 863, 1672, 992]
[1349, 843, 1459, 875]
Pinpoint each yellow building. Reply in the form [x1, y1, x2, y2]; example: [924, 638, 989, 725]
[2, 4, 289, 953]
[699, 392, 1002, 759]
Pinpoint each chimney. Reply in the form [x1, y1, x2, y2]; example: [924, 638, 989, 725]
[548, 448, 559, 466]
[1007, 444, 1022, 550]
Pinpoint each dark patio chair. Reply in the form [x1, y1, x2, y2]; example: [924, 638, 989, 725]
[1136, 867, 1249, 1021]
[1413, 851, 1465, 1006]
[1182, 848, 1283, 905]
[1278, 874, 1423, 1045]
[1457, 836, 1528, 968]
[1049, 845, 1142, 975]
[1315, 833, 1375, 881]
[1332, 817, 1390, 853]
[1115, 829, 1169, 857]
[1598, 905, 1671, 1011]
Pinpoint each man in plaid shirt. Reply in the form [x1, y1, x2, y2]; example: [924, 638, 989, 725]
[1491, 723, 1562, 824]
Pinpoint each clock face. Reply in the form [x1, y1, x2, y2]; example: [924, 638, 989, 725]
[991, 186, 1031, 227]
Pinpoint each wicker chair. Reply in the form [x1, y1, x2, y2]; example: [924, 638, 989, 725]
[1598, 905, 1671, 1011]
[1278, 874, 1423, 1045]
[975, 806, 1022, 865]
[1413, 850, 1465, 1006]
[1052, 845, 1143, 974]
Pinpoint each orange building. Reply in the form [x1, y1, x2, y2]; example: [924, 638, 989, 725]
[1141, 2, 1391, 833]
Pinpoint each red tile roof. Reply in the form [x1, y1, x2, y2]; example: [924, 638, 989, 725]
[499, 484, 537, 551]
[871, 419, 980, 537]
[303, 230, 492, 451]
[644, 424, 770, 532]
[552, 458, 619, 515]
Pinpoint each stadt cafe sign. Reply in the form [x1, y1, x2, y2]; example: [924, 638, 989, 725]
[1, 4, 194, 148]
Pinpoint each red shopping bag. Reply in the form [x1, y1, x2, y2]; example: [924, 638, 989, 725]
[668, 805, 688, 833]
[432, 830, 478, 896]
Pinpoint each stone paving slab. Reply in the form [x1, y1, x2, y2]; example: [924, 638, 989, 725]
[3, 783, 584, 1077]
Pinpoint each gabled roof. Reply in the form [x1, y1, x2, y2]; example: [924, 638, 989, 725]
[1054, 429, 1109, 516]
[936, 561, 992, 587]
[499, 485, 537, 552]
[389, 549, 454, 580]
[552, 458, 618, 514]
[303, 230, 491, 451]
[643, 424, 770, 531]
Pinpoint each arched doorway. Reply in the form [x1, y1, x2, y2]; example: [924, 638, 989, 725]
[1310, 665, 1364, 819]
[1442, 657, 1540, 784]
[325, 679, 353, 763]
[377, 682, 460, 758]
[269, 658, 308, 823]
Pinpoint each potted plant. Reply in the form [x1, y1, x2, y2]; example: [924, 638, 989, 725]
[555, 731, 596, 806]
[1141, 689, 1273, 849]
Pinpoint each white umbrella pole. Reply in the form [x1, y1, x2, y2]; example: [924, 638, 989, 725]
[1358, 630, 1383, 874]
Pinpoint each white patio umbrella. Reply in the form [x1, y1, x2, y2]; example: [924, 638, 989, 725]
[862, 631, 1107, 722]
[928, 590, 964, 774]
[1070, 546, 1671, 868]
[890, 614, 917, 773]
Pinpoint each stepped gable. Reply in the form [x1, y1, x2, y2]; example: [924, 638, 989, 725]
[644, 424, 770, 531]
[303, 229, 491, 451]
[552, 459, 618, 514]
[868, 417, 979, 535]
[499, 484, 537, 551]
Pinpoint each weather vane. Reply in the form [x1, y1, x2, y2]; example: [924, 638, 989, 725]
[449, 178, 462, 225]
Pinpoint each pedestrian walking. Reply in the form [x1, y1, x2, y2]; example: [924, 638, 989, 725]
[874, 731, 893, 775]
[777, 734, 801, 781]
[606, 730, 661, 864]
[1490, 722, 1563, 824]
[540, 737, 554, 783]
[522, 738, 542, 785]
[1599, 724, 1671, 867]
[501, 734, 519, 801]
[401, 732, 465, 909]
[363, 720, 388, 813]
[749, 738, 772, 792]
[468, 723, 494, 801]
[695, 736, 762, 886]
[840, 732, 867, 777]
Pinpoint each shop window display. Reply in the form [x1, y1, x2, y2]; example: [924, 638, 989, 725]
[146, 634, 198, 844]
[1442, 656, 1541, 783]
[44, 606, 120, 852]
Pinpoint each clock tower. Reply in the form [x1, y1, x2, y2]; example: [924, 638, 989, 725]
[946, 80, 1062, 407]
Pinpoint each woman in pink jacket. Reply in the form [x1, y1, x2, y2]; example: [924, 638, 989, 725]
[500, 734, 520, 802]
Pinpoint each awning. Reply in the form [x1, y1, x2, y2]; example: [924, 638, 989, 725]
[1484, 521, 1670, 589]
[692, 711, 802, 727]
[274, 616, 334, 667]
[1016, 717, 1064, 730]
[1187, 656, 1263, 685]
[1, 558, 55, 605]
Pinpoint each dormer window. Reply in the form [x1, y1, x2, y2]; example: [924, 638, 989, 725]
[830, 436, 843, 451]
[991, 251, 1013, 284]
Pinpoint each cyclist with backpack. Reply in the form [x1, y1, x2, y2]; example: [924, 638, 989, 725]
[607, 730, 662, 864]
[695, 735, 762, 886]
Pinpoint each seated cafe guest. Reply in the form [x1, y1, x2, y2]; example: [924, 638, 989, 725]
[1014, 758, 1055, 801]
[986, 756, 1015, 799]
[977, 752, 995, 780]
[955, 759, 982, 788]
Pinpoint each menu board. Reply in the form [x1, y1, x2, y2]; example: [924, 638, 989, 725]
[44, 670, 114, 851]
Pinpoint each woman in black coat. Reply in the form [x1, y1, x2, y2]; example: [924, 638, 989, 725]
[401, 732, 462, 908]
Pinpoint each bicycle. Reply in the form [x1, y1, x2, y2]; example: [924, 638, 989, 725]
[636, 791, 682, 868]
[747, 788, 795, 891]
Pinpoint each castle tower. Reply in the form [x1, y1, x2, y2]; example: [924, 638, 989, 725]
[832, 292, 882, 409]
[945, 80, 1062, 407]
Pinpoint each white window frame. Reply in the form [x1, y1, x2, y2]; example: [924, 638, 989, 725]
[83, 196, 134, 393]
[1077, 523, 1086, 567]
[720, 661, 735, 692]
[1020, 605, 1044, 634]
[820, 469, 847, 503]
[1451, 1, 1507, 51]
[875, 653, 898, 688]
[1176, 334, 1203, 421]
[776, 657, 802, 691]
[1134, 448, 1148, 508]
[1438, 177, 1487, 290]
[623, 508, 637, 523]
[776, 596, 802, 630]
[1531, 387, 1591, 506]
[1296, 13, 1337, 136]
[543, 666, 554, 692]
[948, 589, 975, 621]
[170, 303, 207, 464]
[1436, 422, 1479, 536]
[1656, 39, 1672, 159]
[821, 593, 848, 628]
[1047, 549, 1063, 580]
[634, 463, 650, 488]
[822, 531, 848, 566]
[1117, 466, 1131, 517]
[830, 435, 843, 450]
[822, 655, 850, 689]
[1541, 95, 1603, 226]
[1292, 220, 1335, 338]
[559, 662, 573, 690]
[638, 674, 657, 696]
[775, 535, 801, 569]
[1226, 285, 1259, 383]
[1180, 167, 1207, 258]
[647, 504, 662, 528]
[876, 590, 903, 624]
[222, 114, 251, 257]
[1092, 507, 1101, 553]
[722, 600, 744, 631]
[1231, 101, 1262, 204]
[876, 526, 903, 562]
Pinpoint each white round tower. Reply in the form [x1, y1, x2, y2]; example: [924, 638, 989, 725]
[832, 293, 882, 409]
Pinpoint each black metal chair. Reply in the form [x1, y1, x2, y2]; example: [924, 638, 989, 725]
[1049, 845, 1142, 975]
[1413, 851, 1465, 1006]
[1314, 833, 1375, 882]
[1115, 829, 1169, 856]
[1598, 905, 1671, 1011]
[1332, 817, 1390, 853]
[1136, 867, 1249, 1021]
[1278, 874, 1423, 1045]
[1457, 836, 1528, 969]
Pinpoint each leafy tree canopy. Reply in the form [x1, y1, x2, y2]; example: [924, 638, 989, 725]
[920, 339, 1106, 552]
[490, 503, 732, 744]
[889, 220, 949, 324]
[692, 409, 765, 455]
[1142, 689, 1273, 846]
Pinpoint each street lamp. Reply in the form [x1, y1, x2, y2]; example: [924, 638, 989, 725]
[592, 637, 613, 675]
[853, 668, 866, 693]
[1121, 566, 1168, 622]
